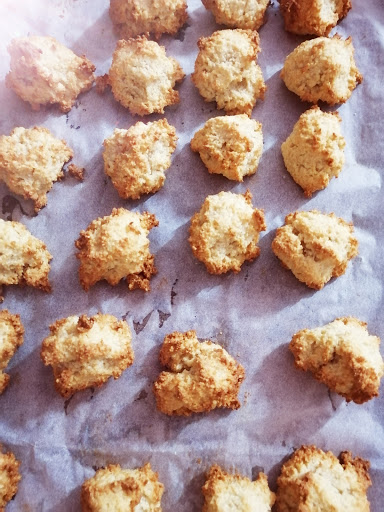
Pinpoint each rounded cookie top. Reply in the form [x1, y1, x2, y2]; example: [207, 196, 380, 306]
[0, 310, 24, 394]
[281, 35, 362, 105]
[192, 29, 266, 116]
[202, 0, 269, 30]
[0, 445, 21, 510]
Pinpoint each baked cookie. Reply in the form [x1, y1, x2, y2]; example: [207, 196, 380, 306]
[202, 0, 269, 30]
[75, 208, 158, 292]
[103, 119, 177, 199]
[153, 330, 245, 416]
[189, 190, 266, 274]
[275, 445, 371, 512]
[272, 210, 358, 289]
[281, 106, 345, 197]
[0, 126, 73, 212]
[202, 464, 275, 512]
[0, 310, 24, 395]
[109, 0, 187, 39]
[191, 115, 263, 181]
[6, 36, 95, 112]
[0, 445, 21, 511]
[280, 0, 351, 36]
[281, 35, 362, 105]
[290, 317, 384, 404]
[0, 219, 52, 301]
[41, 314, 134, 398]
[107, 37, 184, 116]
[81, 463, 164, 512]
[192, 29, 266, 116]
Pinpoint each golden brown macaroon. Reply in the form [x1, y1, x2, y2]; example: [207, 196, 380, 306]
[103, 119, 177, 200]
[290, 317, 384, 404]
[202, 0, 269, 30]
[0, 126, 73, 212]
[272, 210, 358, 289]
[191, 115, 263, 182]
[0, 219, 52, 301]
[109, 0, 187, 39]
[153, 330, 245, 416]
[189, 190, 266, 274]
[281, 35, 362, 105]
[81, 463, 164, 512]
[281, 106, 346, 197]
[192, 29, 266, 116]
[202, 464, 275, 512]
[6, 35, 95, 112]
[275, 445, 371, 512]
[0, 310, 24, 395]
[280, 0, 351, 36]
[0, 445, 21, 511]
[106, 37, 185, 116]
[75, 208, 158, 292]
[41, 313, 134, 398]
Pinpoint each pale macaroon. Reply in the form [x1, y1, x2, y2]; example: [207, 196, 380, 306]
[191, 115, 263, 182]
[153, 330, 245, 416]
[0, 310, 24, 395]
[192, 29, 266, 116]
[202, 0, 269, 30]
[0, 445, 21, 511]
[103, 119, 177, 199]
[6, 35, 95, 112]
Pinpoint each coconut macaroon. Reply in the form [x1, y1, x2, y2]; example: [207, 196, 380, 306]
[153, 330, 245, 416]
[0, 126, 73, 212]
[6, 36, 95, 112]
[0, 310, 24, 395]
[192, 29, 266, 116]
[0, 445, 21, 511]
[279, 0, 351, 36]
[106, 37, 185, 116]
[41, 314, 134, 398]
[275, 445, 371, 512]
[281, 106, 346, 197]
[202, 464, 276, 512]
[81, 463, 164, 512]
[202, 0, 269, 30]
[189, 190, 266, 274]
[0, 219, 52, 301]
[75, 208, 158, 292]
[290, 317, 384, 404]
[272, 210, 358, 290]
[281, 35, 362, 105]
[103, 119, 177, 200]
[191, 115, 263, 182]
[109, 0, 187, 39]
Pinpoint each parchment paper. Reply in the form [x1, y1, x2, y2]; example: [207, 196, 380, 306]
[0, 0, 383, 510]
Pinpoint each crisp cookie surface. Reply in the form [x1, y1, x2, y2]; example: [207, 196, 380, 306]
[103, 119, 177, 199]
[290, 317, 384, 404]
[109, 0, 187, 39]
[280, 0, 351, 36]
[202, 464, 275, 512]
[0, 445, 21, 511]
[6, 36, 95, 112]
[275, 445, 371, 512]
[192, 29, 266, 116]
[0, 219, 52, 301]
[75, 208, 158, 292]
[107, 37, 185, 116]
[0, 126, 73, 212]
[191, 115, 263, 181]
[41, 313, 134, 398]
[81, 462, 164, 512]
[281, 35, 362, 105]
[281, 106, 345, 197]
[189, 190, 266, 274]
[272, 210, 358, 289]
[0, 311, 24, 395]
[202, 0, 269, 30]
[153, 330, 245, 416]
